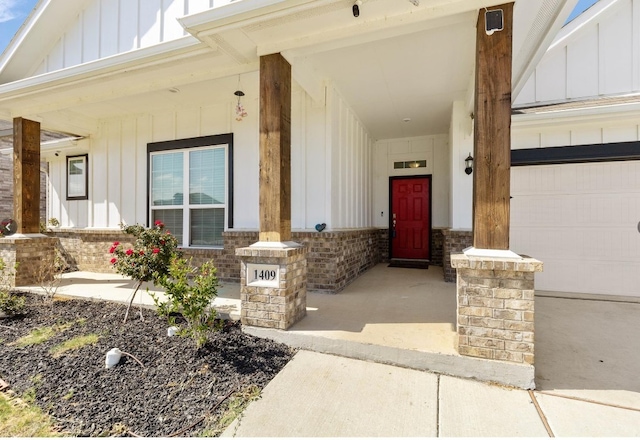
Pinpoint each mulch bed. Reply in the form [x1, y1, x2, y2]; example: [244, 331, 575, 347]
[0, 292, 295, 437]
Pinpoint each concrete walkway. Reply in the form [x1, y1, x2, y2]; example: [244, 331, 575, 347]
[222, 350, 640, 437]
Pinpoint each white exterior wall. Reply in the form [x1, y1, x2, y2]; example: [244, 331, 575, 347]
[449, 100, 473, 230]
[515, 0, 640, 106]
[327, 86, 372, 230]
[47, 82, 372, 232]
[372, 134, 449, 230]
[32, 0, 231, 76]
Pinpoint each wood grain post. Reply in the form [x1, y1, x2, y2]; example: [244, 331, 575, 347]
[259, 53, 292, 243]
[13, 117, 41, 234]
[472, 3, 513, 250]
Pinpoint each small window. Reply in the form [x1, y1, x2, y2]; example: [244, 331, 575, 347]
[67, 155, 88, 200]
[393, 159, 427, 169]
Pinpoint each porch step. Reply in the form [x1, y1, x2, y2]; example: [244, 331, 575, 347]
[243, 326, 535, 390]
[388, 259, 429, 269]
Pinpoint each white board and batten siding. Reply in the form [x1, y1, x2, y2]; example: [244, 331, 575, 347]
[510, 0, 640, 297]
[515, 0, 640, 105]
[47, 83, 372, 233]
[32, 0, 231, 76]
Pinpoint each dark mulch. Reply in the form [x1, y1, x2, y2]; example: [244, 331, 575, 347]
[0, 292, 295, 437]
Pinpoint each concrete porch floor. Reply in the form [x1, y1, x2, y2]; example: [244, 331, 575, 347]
[17, 263, 640, 406]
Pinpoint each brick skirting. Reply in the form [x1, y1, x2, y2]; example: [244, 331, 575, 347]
[442, 229, 473, 282]
[48, 228, 383, 294]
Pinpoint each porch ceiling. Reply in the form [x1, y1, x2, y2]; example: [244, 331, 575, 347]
[0, 0, 577, 143]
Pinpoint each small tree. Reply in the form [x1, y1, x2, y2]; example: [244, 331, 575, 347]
[153, 258, 220, 348]
[110, 221, 179, 322]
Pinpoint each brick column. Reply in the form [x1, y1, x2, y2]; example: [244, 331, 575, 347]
[236, 245, 307, 329]
[451, 254, 542, 366]
[0, 236, 57, 286]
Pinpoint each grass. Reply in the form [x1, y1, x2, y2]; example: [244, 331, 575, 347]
[14, 319, 86, 347]
[199, 385, 261, 437]
[15, 326, 57, 346]
[50, 334, 100, 357]
[0, 393, 63, 437]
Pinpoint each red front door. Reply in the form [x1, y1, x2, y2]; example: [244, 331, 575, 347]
[390, 176, 431, 260]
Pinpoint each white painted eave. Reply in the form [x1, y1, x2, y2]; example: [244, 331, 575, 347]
[513, 101, 640, 130]
[0, 37, 206, 102]
[178, 0, 325, 36]
[0, 0, 89, 82]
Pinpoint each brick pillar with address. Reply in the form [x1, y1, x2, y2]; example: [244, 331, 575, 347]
[236, 246, 307, 329]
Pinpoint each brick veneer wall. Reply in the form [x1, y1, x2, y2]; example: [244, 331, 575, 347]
[374, 227, 445, 267]
[442, 229, 473, 282]
[0, 236, 57, 286]
[48, 228, 382, 294]
[431, 228, 444, 267]
[0, 155, 47, 223]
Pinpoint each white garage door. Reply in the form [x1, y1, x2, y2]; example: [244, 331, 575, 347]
[510, 160, 640, 297]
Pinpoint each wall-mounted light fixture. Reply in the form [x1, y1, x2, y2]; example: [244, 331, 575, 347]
[465, 153, 473, 175]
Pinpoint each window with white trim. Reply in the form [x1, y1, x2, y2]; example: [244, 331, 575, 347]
[148, 135, 232, 248]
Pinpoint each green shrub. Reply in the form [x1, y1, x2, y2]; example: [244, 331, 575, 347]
[153, 258, 220, 348]
[0, 259, 24, 315]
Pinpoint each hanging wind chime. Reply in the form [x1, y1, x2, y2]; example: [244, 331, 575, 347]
[234, 75, 248, 121]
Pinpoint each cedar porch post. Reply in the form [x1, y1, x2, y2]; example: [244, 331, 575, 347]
[235, 53, 306, 330]
[472, 3, 513, 250]
[452, 4, 543, 388]
[2, 117, 56, 287]
[13, 117, 41, 234]
[259, 53, 292, 243]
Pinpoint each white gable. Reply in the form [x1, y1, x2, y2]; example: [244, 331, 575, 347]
[3, 0, 236, 80]
[515, 0, 640, 106]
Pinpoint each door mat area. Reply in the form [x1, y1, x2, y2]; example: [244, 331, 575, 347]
[388, 259, 429, 269]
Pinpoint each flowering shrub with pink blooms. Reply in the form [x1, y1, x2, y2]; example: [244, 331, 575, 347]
[110, 221, 179, 283]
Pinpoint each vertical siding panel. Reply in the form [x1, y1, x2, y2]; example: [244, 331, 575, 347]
[176, 108, 200, 139]
[601, 2, 634, 94]
[121, 119, 137, 225]
[136, 115, 152, 225]
[100, 0, 119, 58]
[163, 0, 185, 40]
[305, 96, 326, 229]
[48, 38, 64, 72]
[339, 100, 347, 227]
[188, 0, 211, 14]
[83, 4, 101, 63]
[535, 52, 567, 102]
[139, 0, 163, 48]
[119, 0, 140, 52]
[92, 126, 109, 227]
[634, 0, 640, 89]
[107, 122, 122, 227]
[50, 160, 63, 225]
[64, 14, 83, 68]
[200, 104, 229, 136]
[567, 28, 599, 98]
[152, 111, 176, 142]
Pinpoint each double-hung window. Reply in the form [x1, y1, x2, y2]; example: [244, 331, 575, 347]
[148, 135, 233, 248]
